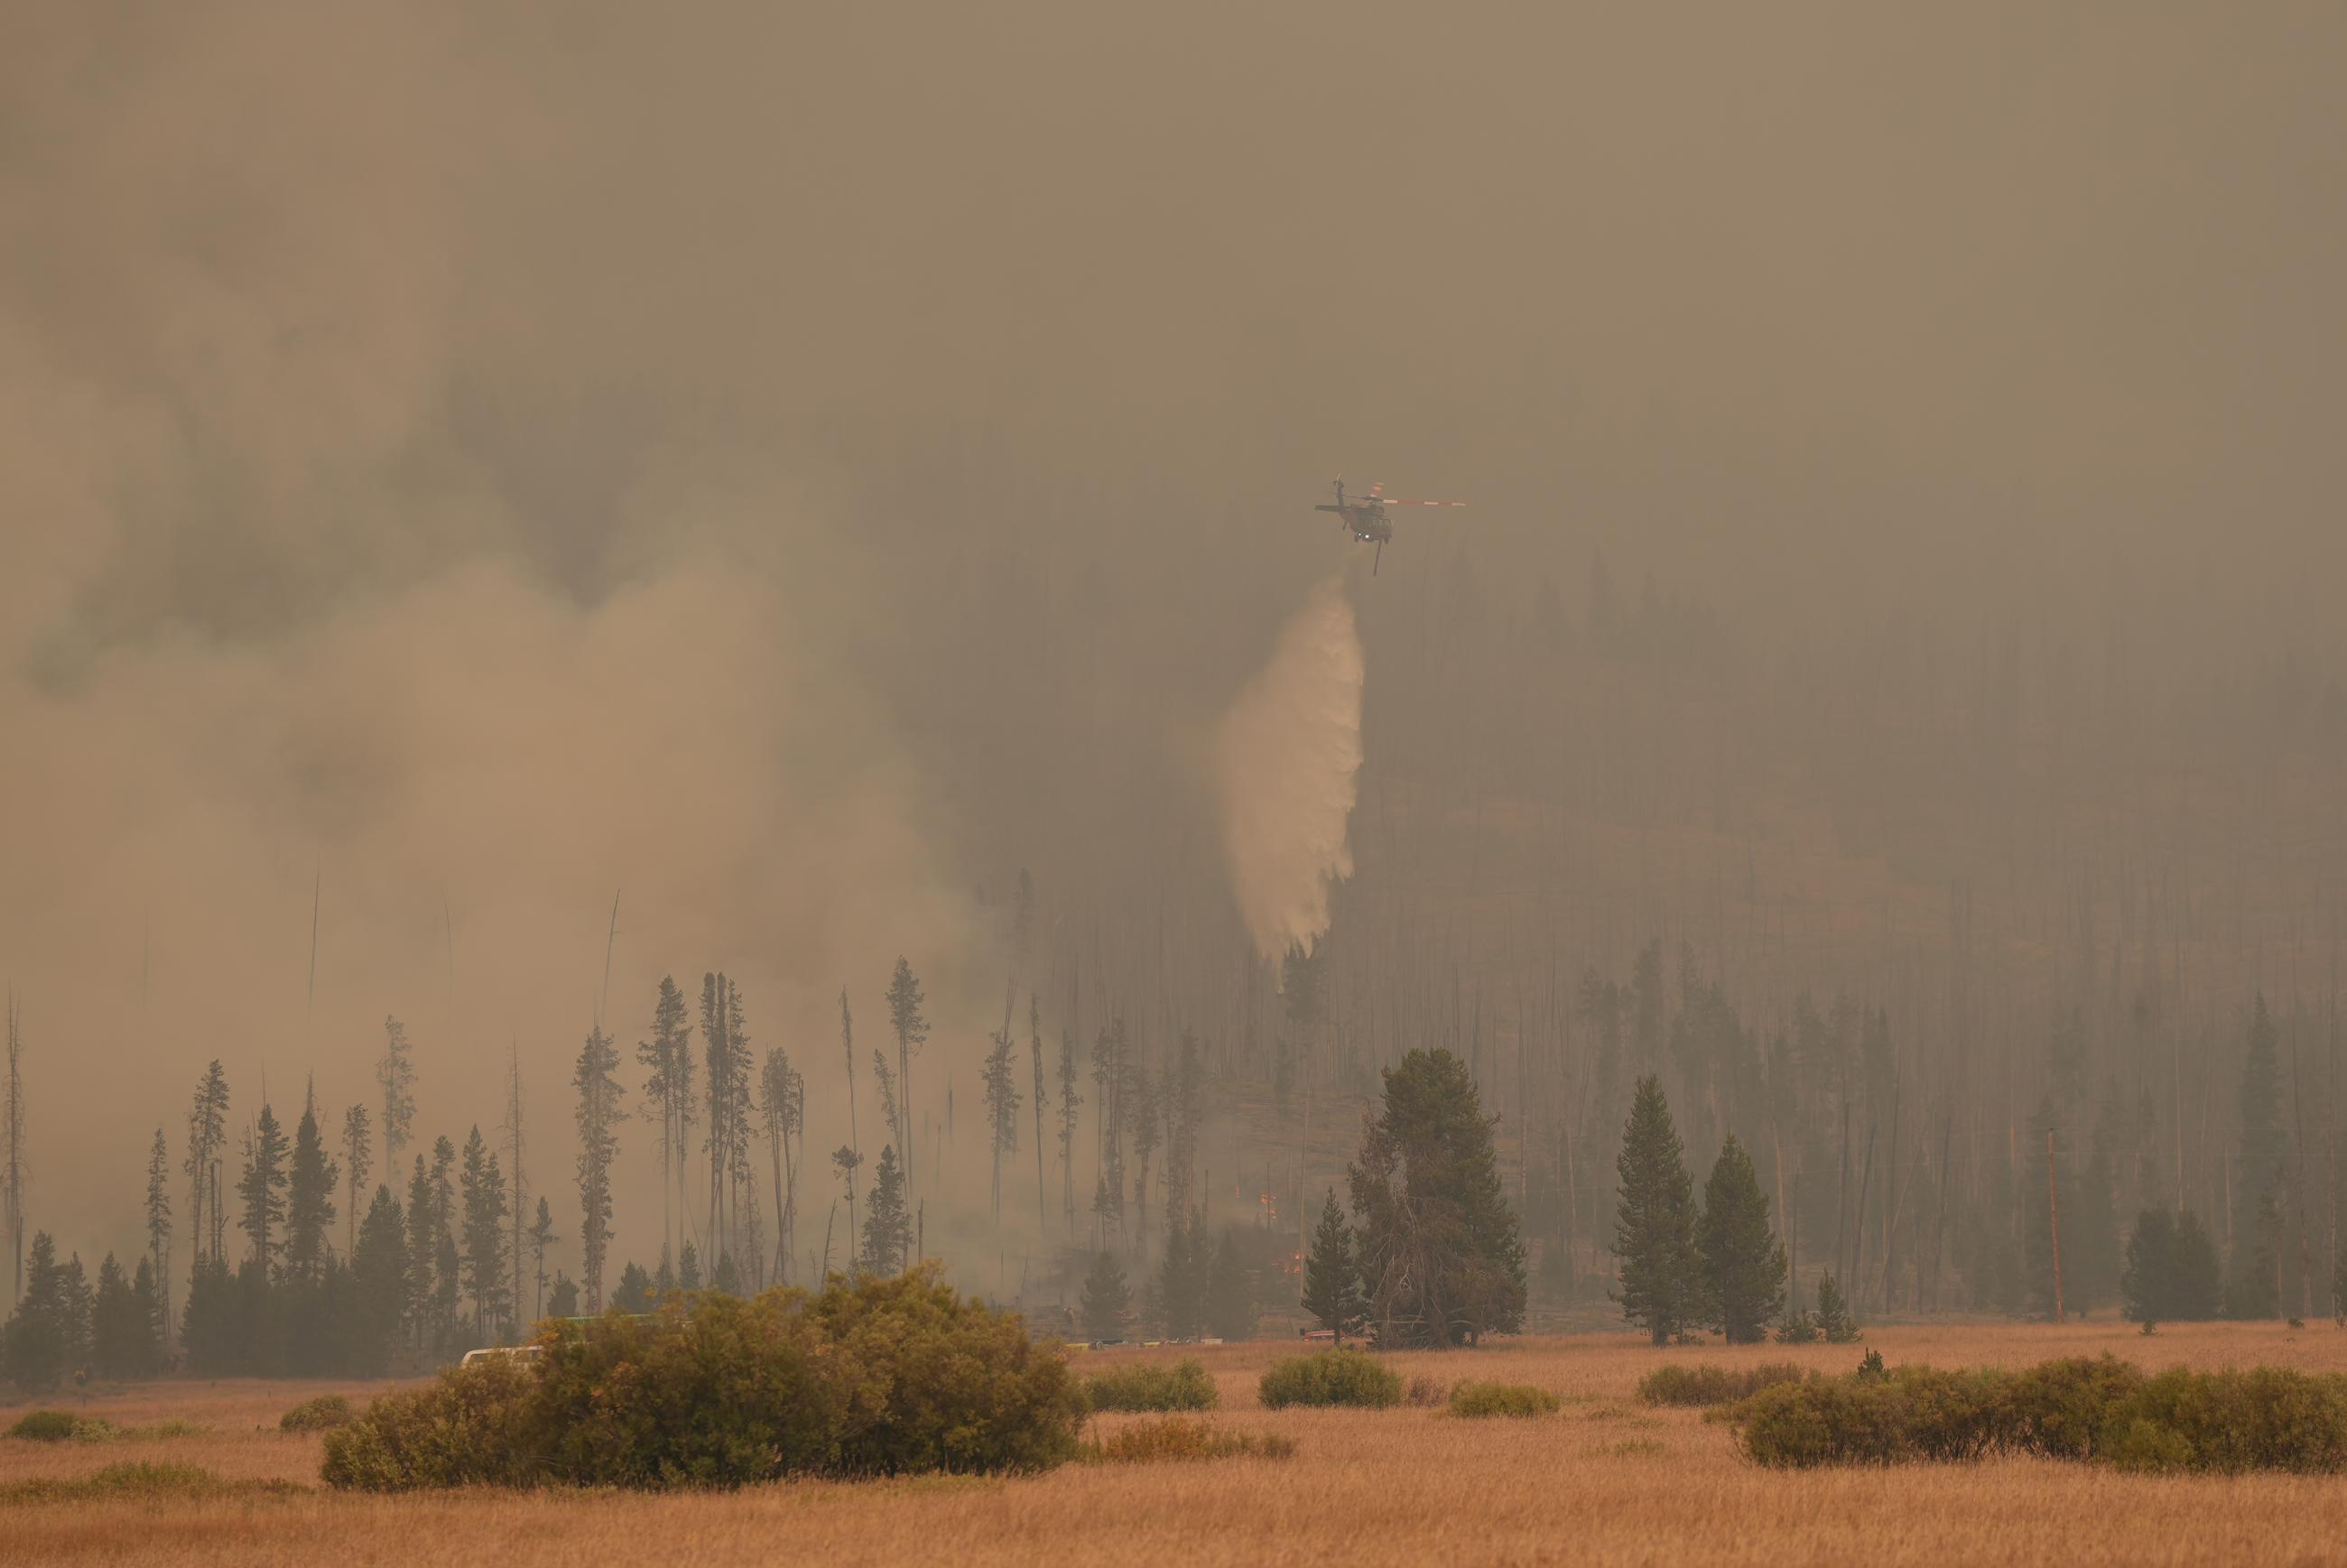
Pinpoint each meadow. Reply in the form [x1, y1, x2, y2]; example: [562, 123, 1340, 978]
[7, 1322, 2347, 1566]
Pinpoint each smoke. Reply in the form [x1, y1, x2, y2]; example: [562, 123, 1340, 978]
[1211, 578, 1365, 960]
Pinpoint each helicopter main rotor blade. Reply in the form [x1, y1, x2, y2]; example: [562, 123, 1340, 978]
[1376, 499, 1468, 506]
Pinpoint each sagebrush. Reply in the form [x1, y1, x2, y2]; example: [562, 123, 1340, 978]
[1637, 1362, 1810, 1407]
[1448, 1380, 1560, 1418]
[1083, 1416, 1295, 1463]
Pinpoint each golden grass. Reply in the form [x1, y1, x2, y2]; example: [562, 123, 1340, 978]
[9, 1322, 2347, 1564]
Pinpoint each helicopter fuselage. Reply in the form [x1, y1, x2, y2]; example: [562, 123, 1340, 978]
[1315, 502, 1392, 543]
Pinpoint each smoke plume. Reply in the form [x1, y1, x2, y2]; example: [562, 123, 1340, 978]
[1211, 578, 1365, 960]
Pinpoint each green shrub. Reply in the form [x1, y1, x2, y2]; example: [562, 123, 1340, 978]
[1638, 1363, 1809, 1407]
[1082, 1416, 1295, 1463]
[322, 1265, 1081, 1491]
[8, 1409, 79, 1442]
[1736, 1366, 2009, 1467]
[2101, 1366, 2347, 1475]
[1257, 1349, 1405, 1409]
[2003, 1357, 2143, 1461]
[1081, 1359, 1218, 1413]
[279, 1394, 356, 1433]
[1447, 1381, 1560, 1418]
[1737, 1356, 2347, 1475]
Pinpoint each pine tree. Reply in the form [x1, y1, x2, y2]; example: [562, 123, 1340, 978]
[2, 998, 20, 1306]
[759, 1047, 802, 1285]
[1056, 1025, 1082, 1241]
[1612, 1074, 1705, 1345]
[831, 1145, 863, 1277]
[1029, 997, 1051, 1250]
[1163, 1031, 1204, 1230]
[1698, 1133, 1786, 1343]
[459, 1127, 510, 1341]
[376, 1016, 416, 1167]
[351, 1184, 408, 1370]
[59, 1252, 92, 1369]
[699, 974, 753, 1266]
[1206, 1229, 1255, 1341]
[1155, 1213, 1206, 1340]
[1814, 1269, 1860, 1342]
[526, 1198, 558, 1322]
[572, 1024, 626, 1312]
[1301, 1189, 1366, 1344]
[861, 1144, 911, 1276]
[183, 1062, 229, 1269]
[1350, 1048, 1527, 1347]
[982, 1010, 1021, 1228]
[678, 1240, 702, 1292]
[284, 1103, 339, 1285]
[144, 1127, 172, 1345]
[4, 1231, 68, 1390]
[611, 1262, 652, 1313]
[2227, 995, 2288, 1318]
[339, 1104, 371, 1260]
[127, 1256, 162, 1375]
[547, 1271, 580, 1318]
[886, 958, 930, 1201]
[429, 1137, 459, 1347]
[237, 1103, 291, 1269]
[90, 1253, 144, 1378]
[1081, 1248, 1129, 1341]
[403, 1154, 436, 1350]
[638, 976, 692, 1264]
[711, 1250, 742, 1294]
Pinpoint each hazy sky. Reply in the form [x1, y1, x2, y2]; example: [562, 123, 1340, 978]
[4, 2, 2342, 1260]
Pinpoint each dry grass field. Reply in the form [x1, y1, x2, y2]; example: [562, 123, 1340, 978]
[7, 1322, 2347, 1566]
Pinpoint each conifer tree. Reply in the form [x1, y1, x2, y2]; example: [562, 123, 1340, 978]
[183, 1062, 229, 1269]
[403, 1154, 436, 1349]
[376, 1016, 416, 1167]
[547, 1271, 580, 1318]
[429, 1137, 459, 1345]
[1081, 1248, 1129, 1341]
[1814, 1269, 1860, 1342]
[678, 1239, 701, 1292]
[758, 1047, 802, 1285]
[2227, 996, 2288, 1319]
[238, 1103, 291, 1269]
[1056, 1025, 1082, 1241]
[91, 1252, 145, 1378]
[1697, 1133, 1786, 1343]
[1029, 997, 1051, 1248]
[571, 1025, 625, 1313]
[1301, 1189, 1366, 1344]
[861, 1144, 911, 1276]
[638, 977, 693, 1264]
[4, 1231, 68, 1390]
[831, 1145, 863, 1276]
[886, 958, 930, 1199]
[284, 1104, 339, 1285]
[711, 1250, 741, 1294]
[1350, 1047, 1527, 1346]
[1206, 1229, 1256, 1341]
[459, 1127, 510, 1341]
[982, 1010, 1021, 1229]
[351, 1184, 408, 1369]
[1155, 1213, 1205, 1339]
[526, 1197, 558, 1322]
[340, 1104, 371, 1259]
[611, 1261, 652, 1313]
[1612, 1074, 1705, 1345]
[144, 1127, 172, 1343]
[127, 1256, 162, 1375]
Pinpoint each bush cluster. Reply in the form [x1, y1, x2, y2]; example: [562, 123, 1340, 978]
[1257, 1349, 1405, 1409]
[321, 1267, 1081, 1491]
[1447, 1381, 1560, 1418]
[1080, 1359, 1218, 1413]
[1082, 1416, 1295, 1463]
[279, 1395, 356, 1433]
[8, 1409, 81, 1442]
[1637, 1362, 1811, 1407]
[1735, 1355, 2347, 1474]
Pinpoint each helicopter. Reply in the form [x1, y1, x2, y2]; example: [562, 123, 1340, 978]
[1313, 478, 1466, 573]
